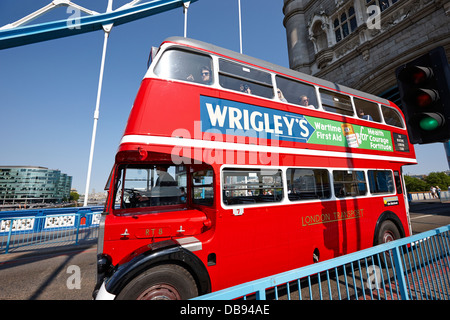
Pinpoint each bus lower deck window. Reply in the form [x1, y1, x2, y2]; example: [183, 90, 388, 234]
[222, 168, 283, 206]
[333, 170, 367, 198]
[368, 170, 395, 194]
[286, 168, 331, 201]
[116, 164, 187, 210]
[192, 169, 214, 206]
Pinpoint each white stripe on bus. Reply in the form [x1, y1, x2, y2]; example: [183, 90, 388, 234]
[120, 134, 417, 164]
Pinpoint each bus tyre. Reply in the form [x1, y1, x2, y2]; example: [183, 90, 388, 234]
[376, 220, 401, 245]
[116, 264, 198, 300]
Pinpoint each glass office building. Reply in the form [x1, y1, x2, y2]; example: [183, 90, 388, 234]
[0, 166, 72, 204]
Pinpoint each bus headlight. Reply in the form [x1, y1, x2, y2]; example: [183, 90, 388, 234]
[97, 254, 113, 275]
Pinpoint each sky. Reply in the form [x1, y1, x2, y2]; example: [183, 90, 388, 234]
[0, 0, 448, 195]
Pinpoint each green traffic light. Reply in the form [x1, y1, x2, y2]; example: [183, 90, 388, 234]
[419, 116, 439, 131]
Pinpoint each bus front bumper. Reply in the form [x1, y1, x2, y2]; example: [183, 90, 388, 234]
[94, 281, 116, 300]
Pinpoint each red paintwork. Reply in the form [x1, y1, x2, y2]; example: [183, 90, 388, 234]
[100, 40, 416, 293]
[124, 78, 415, 161]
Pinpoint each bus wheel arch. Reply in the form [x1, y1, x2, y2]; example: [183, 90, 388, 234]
[373, 211, 405, 246]
[107, 245, 211, 299]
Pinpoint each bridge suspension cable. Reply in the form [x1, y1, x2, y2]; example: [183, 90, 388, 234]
[0, 0, 198, 206]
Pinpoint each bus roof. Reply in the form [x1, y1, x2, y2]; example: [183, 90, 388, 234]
[163, 36, 392, 107]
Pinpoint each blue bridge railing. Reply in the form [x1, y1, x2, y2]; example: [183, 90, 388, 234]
[2, 206, 450, 300]
[0, 206, 103, 254]
[194, 224, 450, 300]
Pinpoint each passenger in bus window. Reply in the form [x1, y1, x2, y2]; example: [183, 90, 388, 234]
[277, 89, 287, 102]
[240, 83, 252, 94]
[200, 66, 213, 85]
[358, 109, 373, 121]
[187, 66, 213, 85]
[300, 95, 315, 109]
[335, 185, 345, 198]
[179, 187, 186, 203]
[353, 98, 381, 122]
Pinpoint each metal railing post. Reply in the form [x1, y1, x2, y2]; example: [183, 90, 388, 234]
[5, 218, 14, 254]
[255, 289, 266, 300]
[75, 213, 81, 245]
[392, 246, 410, 300]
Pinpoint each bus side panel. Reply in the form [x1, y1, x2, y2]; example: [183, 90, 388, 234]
[212, 196, 410, 292]
[125, 79, 220, 139]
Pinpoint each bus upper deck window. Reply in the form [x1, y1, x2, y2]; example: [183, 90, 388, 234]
[354, 98, 381, 122]
[319, 89, 354, 116]
[154, 49, 213, 85]
[276, 76, 318, 109]
[218, 59, 274, 99]
[381, 105, 404, 128]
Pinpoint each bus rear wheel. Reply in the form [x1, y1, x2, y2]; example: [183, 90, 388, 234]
[116, 264, 198, 300]
[376, 220, 401, 245]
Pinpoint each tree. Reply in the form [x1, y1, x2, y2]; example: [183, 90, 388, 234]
[69, 191, 80, 202]
[424, 172, 450, 190]
[404, 175, 428, 192]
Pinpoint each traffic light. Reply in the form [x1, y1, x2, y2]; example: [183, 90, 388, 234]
[396, 46, 450, 144]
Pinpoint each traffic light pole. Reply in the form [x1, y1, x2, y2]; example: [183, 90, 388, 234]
[444, 142, 450, 170]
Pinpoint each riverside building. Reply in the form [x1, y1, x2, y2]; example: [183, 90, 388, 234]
[0, 166, 72, 205]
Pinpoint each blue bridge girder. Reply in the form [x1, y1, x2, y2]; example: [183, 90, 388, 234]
[0, 0, 198, 50]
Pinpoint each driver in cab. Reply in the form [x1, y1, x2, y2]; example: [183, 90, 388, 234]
[134, 165, 180, 206]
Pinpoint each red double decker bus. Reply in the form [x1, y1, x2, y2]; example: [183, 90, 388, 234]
[93, 37, 416, 300]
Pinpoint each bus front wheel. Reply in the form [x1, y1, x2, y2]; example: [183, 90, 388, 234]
[116, 264, 198, 300]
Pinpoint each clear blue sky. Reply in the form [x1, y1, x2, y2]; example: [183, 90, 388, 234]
[0, 0, 448, 195]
